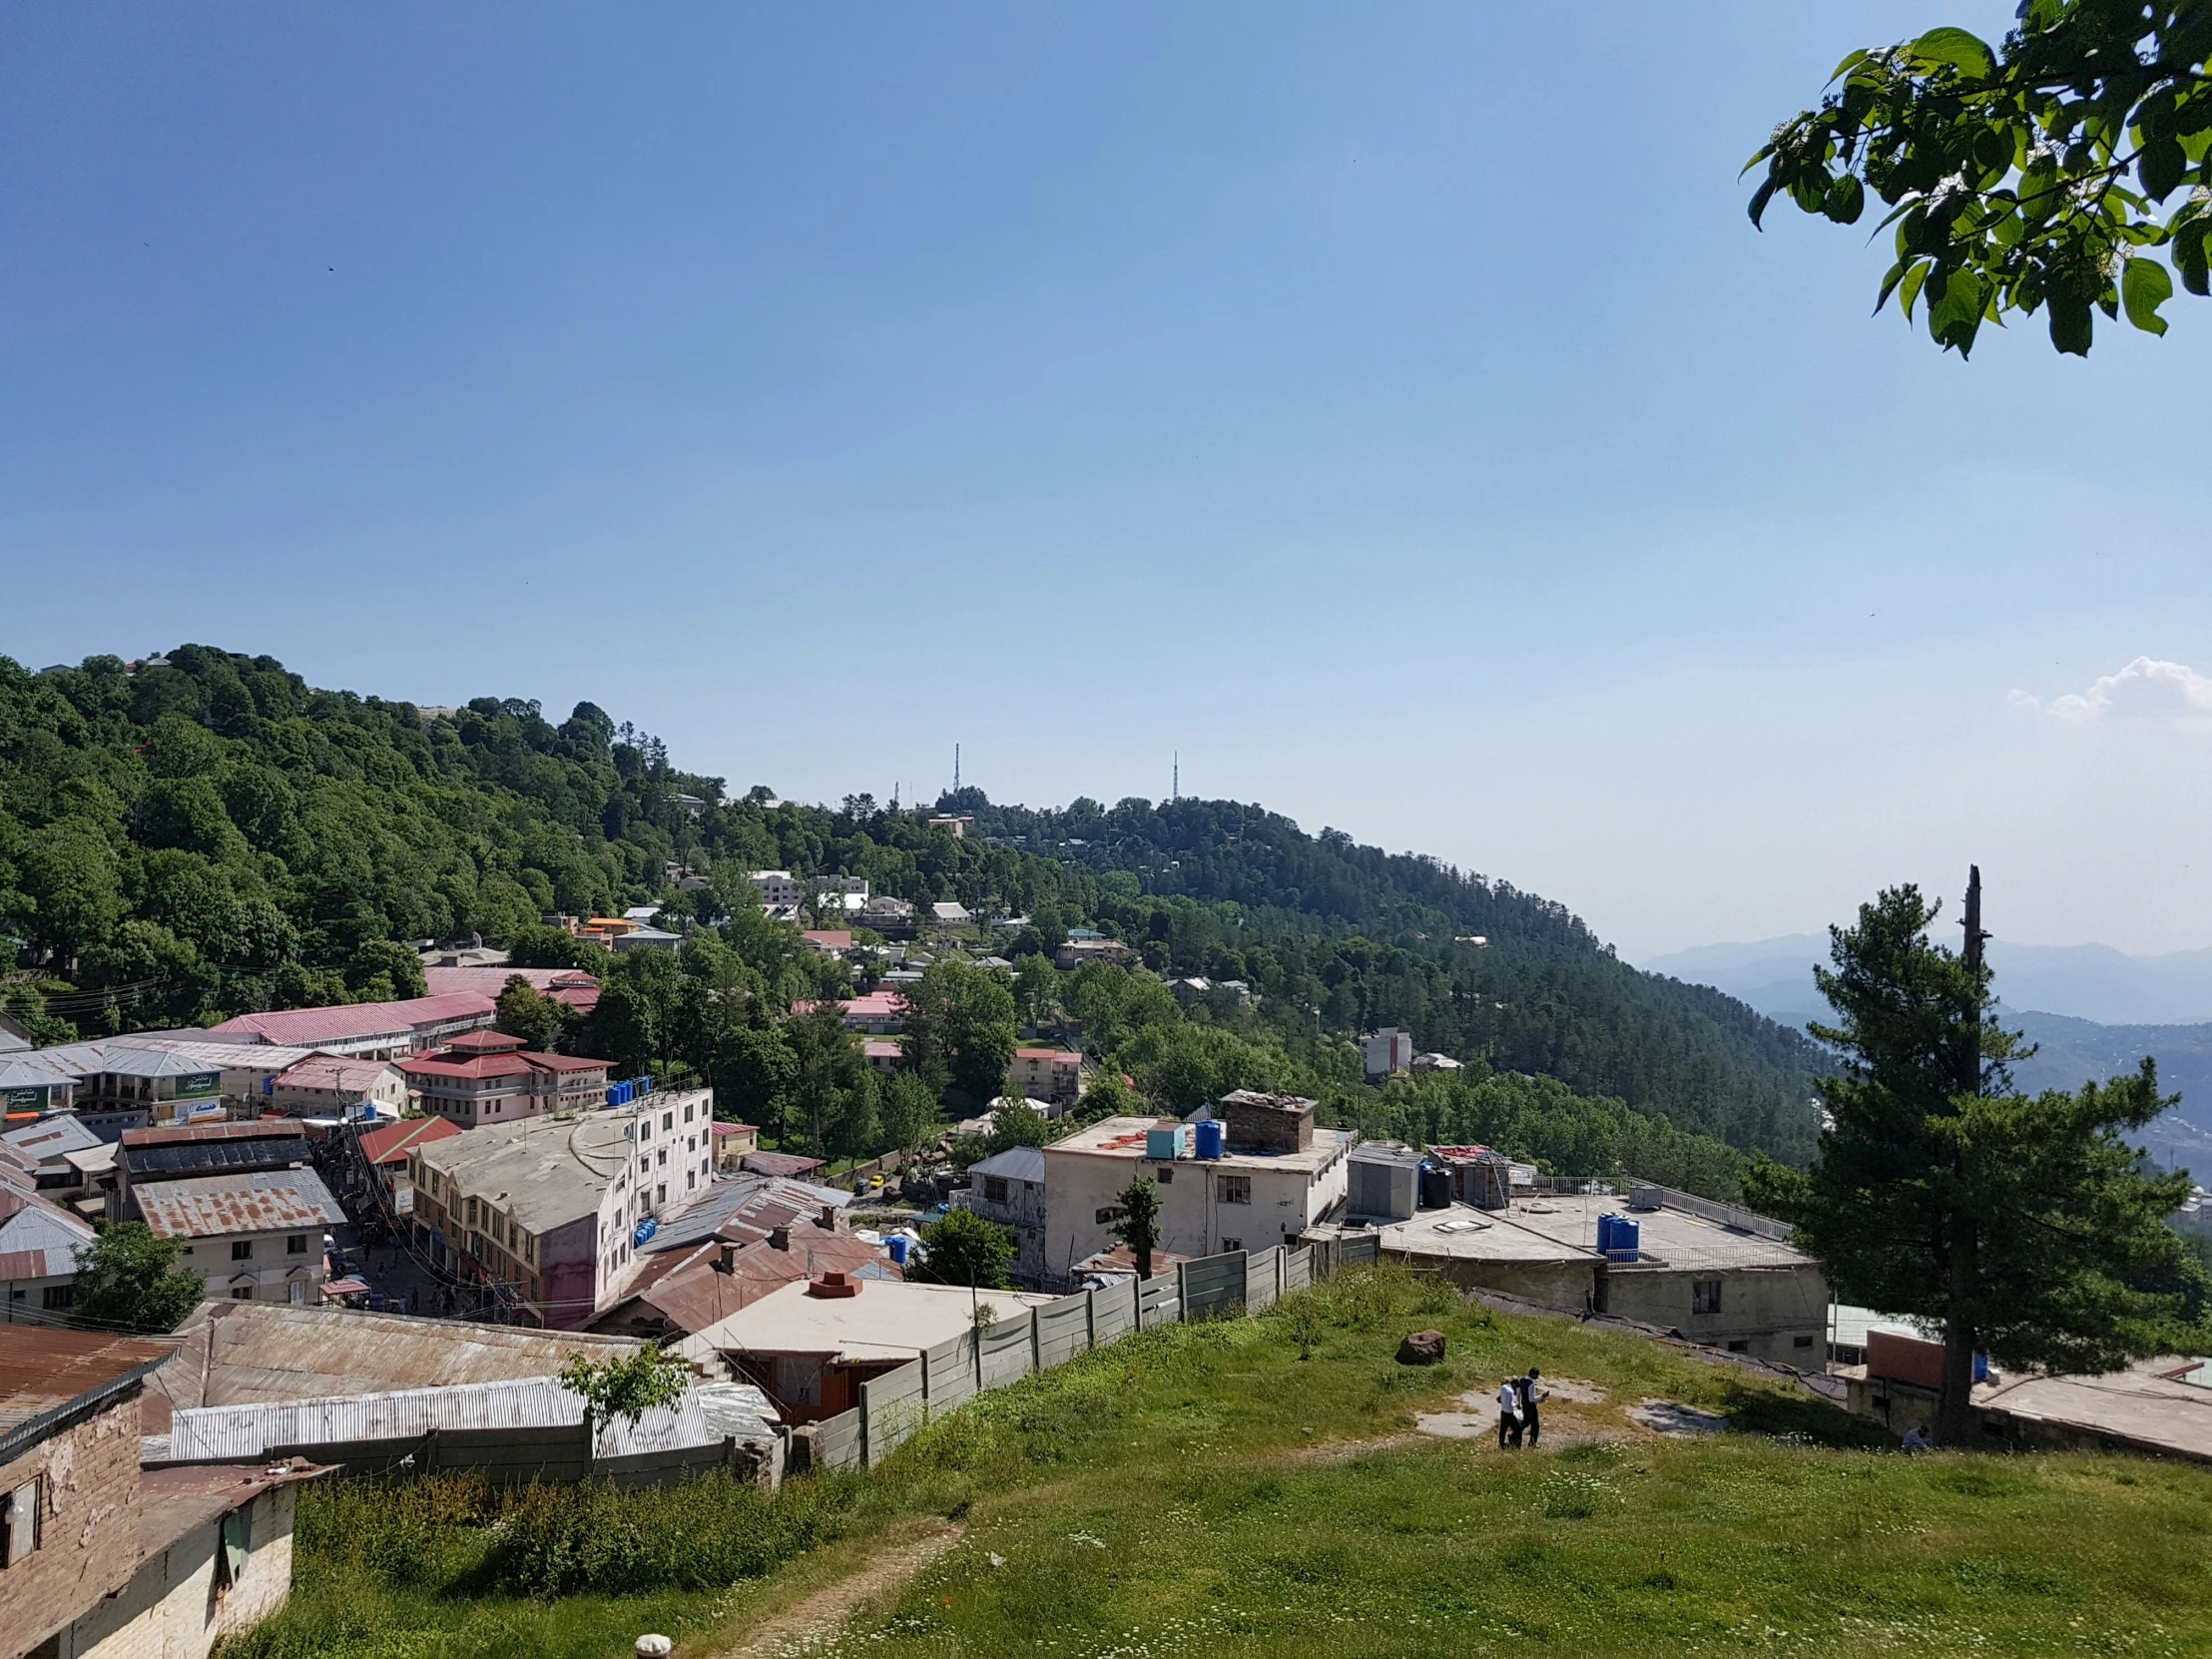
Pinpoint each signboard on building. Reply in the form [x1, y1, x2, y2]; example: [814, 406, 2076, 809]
[3, 1086, 50, 1113]
[178, 1070, 223, 1100]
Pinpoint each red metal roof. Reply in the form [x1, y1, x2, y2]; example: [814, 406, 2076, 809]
[208, 991, 496, 1045]
[444, 1029, 529, 1053]
[398, 1049, 607, 1081]
[0, 1329, 175, 1439]
[356, 1115, 463, 1166]
[272, 1055, 400, 1094]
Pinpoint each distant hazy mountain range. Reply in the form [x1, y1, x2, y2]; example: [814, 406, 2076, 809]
[1638, 934, 2212, 1174]
[1639, 934, 2212, 1030]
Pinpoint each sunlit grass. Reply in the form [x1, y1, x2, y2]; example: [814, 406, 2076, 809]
[228, 1269, 2212, 1659]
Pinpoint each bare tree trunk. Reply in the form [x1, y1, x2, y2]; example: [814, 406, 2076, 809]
[1936, 1230, 1978, 1445]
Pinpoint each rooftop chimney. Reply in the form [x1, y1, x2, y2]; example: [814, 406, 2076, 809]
[719, 1241, 738, 1273]
[768, 1226, 791, 1252]
[819, 1203, 837, 1232]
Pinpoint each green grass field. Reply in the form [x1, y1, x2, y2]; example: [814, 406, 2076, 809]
[227, 1269, 2212, 1659]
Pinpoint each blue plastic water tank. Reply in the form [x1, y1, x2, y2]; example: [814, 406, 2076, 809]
[1973, 1351, 1988, 1382]
[1608, 1216, 1640, 1262]
[887, 1236, 909, 1267]
[1194, 1120, 1224, 1160]
[1596, 1214, 1618, 1255]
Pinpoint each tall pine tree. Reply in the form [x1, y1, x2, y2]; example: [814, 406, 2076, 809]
[1802, 876, 2205, 1443]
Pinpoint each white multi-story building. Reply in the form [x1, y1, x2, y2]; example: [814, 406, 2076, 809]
[750, 870, 802, 908]
[1041, 1094, 1353, 1287]
[1361, 1027, 1415, 1081]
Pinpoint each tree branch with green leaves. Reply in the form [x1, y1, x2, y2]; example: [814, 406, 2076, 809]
[1749, 1, 2212, 354]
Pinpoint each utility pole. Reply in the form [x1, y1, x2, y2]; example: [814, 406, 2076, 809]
[1173, 753, 1178, 803]
[954, 744, 960, 794]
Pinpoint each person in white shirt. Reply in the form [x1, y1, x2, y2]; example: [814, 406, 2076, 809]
[1496, 1379, 1523, 1449]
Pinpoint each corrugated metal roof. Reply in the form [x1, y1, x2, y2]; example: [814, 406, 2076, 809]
[141, 1302, 645, 1430]
[969, 1146, 1046, 1184]
[208, 991, 497, 1045]
[0, 1329, 176, 1459]
[169, 1376, 778, 1461]
[1, 1114, 103, 1162]
[135, 1168, 346, 1240]
[356, 1114, 462, 1166]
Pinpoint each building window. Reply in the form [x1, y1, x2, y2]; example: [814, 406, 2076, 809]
[684, 1103, 694, 1123]
[41, 1286, 73, 1311]
[286, 1235, 307, 1255]
[983, 1177, 1009, 1204]
[232, 1286, 255, 1300]
[1794, 1335, 1815, 1349]
[662, 1112, 673, 1131]
[289, 1280, 307, 1305]
[1157, 1168, 1173, 1184]
[1094, 1206, 1122, 1225]
[1220, 1237, 1242, 1252]
[1726, 1340, 1749, 1353]
[1692, 1281, 1723, 1315]
[2, 1474, 42, 1566]
[1218, 1175, 1252, 1206]
[232, 1240, 254, 1261]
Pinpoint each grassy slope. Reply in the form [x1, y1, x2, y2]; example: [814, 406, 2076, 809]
[234, 1273, 2212, 1659]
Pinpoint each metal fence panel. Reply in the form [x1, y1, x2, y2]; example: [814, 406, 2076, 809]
[1244, 1246, 1282, 1312]
[1036, 1294, 1091, 1370]
[862, 1363, 926, 1466]
[1091, 1278, 1138, 1343]
[922, 1333, 976, 1415]
[1283, 1245, 1312, 1294]
[817, 1408, 864, 1472]
[978, 1313, 1036, 1389]
[1139, 1275, 1182, 1329]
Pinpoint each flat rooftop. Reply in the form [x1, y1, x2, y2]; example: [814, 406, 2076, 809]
[1047, 1114, 1353, 1175]
[1503, 1191, 1810, 1271]
[682, 1278, 1052, 1364]
[1375, 1191, 1812, 1271]
[1368, 1206, 1600, 1265]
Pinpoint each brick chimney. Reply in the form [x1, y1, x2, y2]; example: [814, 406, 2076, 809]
[768, 1225, 791, 1252]
[819, 1203, 837, 1232]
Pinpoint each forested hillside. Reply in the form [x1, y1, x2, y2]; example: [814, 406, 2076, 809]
[945, 793, 1826, 1160]
[0, 649, 1820, 1176]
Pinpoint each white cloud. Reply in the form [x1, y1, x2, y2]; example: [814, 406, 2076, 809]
[2011, 657, 2212, 727]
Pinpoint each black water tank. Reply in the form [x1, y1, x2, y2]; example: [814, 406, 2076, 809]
[1417, 1164, 1452, 1209]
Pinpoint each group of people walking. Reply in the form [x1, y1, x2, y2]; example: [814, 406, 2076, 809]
[1495, 1368, 1545, 1448]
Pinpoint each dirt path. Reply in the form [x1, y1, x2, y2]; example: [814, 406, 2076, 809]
[713, 1521, 964, 1658]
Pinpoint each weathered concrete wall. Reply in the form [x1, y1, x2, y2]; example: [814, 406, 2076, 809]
[0, 1396, 141, 1659]
[1599, 1262, 1829, 1366]
[1383, 1250, 1597, 1311]
[66, 1484, 299, 1659]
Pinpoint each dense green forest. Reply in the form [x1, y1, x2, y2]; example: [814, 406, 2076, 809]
[0, 648, 1824, 1195]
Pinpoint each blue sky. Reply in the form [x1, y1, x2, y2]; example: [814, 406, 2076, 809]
[5, 3, 2209, 960]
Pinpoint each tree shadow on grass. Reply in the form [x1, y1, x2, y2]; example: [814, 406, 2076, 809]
[1720, 1382, 1896, 1449]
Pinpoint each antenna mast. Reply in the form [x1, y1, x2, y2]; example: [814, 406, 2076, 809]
[1173, 753, 1179, 803]
[954, 744, 960, 794]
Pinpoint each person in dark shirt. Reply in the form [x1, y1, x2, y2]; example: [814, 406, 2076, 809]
[1517, 1368, 1545, 1447]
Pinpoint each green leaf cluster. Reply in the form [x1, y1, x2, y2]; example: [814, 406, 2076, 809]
[1750, 2, 2212, 353]
[69, 1221, 204, 1334]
